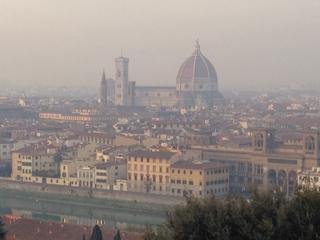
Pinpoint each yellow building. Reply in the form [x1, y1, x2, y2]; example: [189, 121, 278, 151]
[127, 150, 179, 194]
[11, 146, 58, 181]
[170, 160, 229, 198]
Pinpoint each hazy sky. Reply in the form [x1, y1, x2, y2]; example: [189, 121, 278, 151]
[1, 0, 320, 91]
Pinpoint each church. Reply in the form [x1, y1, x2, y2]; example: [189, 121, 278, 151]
[99, 41, 223, 108]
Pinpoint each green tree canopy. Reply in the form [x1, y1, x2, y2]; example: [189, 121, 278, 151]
[144, 191, 320, 240]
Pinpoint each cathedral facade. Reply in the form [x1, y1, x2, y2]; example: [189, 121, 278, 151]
[99, 41, 223, 108]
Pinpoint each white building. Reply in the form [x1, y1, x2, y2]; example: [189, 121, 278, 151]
[298, 167, 320, 191]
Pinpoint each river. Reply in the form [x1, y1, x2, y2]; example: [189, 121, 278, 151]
[0, 189, 169, 230]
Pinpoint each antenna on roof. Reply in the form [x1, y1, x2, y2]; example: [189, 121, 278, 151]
[195, 39, 200, 51]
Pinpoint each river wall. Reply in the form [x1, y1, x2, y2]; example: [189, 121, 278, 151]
[0, 178, 184, 205]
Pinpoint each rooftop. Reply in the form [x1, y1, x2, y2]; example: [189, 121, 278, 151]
[129, 150, 175, 160]
[171, 160, 227, 170]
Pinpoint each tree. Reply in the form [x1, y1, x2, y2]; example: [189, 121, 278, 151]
[144, 191, 320, 240]
[90, 225, 103, 240]
[113, 230, 121, 240]
[277, 190, 320, 239]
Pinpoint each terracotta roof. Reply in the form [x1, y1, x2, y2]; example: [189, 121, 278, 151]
[95, 160, 126, 169]
[129, 150, 175, 159]
[3, 216, 141, 240]
[171, 160, 227, 170]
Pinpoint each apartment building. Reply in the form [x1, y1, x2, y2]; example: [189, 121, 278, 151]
[127, 150, 179, 194]
[11, 146, 58, 181]
[77, 160, 127, 189]
[170, 160, 229, 198]
[94, 160, 127, 189]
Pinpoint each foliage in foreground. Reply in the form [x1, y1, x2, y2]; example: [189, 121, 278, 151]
[144, 191, 320, 240]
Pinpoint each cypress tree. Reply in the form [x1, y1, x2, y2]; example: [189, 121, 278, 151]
[113, 230, 121, 240]
[90, 225, 103, 240]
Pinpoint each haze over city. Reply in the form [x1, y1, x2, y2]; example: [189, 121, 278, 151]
[2, 1, 320, 240]
[1, 0, 320, 91]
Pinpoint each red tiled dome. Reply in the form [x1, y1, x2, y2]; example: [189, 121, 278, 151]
[176, 41, 217, 84]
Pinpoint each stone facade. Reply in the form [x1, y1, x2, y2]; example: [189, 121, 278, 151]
[193, 128, 320, 196]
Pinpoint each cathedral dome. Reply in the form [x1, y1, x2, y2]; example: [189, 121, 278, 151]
[176, 41, 217, 89]
[176, 41, 222, 108]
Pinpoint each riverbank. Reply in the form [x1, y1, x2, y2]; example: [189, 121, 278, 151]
[0, 178, 184, 206]
[0, 178, 181, 228]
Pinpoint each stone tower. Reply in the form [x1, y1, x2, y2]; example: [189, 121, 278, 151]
[115, 56, 135, 106]
[99, 71, 108, 106]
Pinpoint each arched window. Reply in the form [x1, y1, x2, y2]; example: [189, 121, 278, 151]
[255, 133, 264, 150]
[305, 136, 315, 153]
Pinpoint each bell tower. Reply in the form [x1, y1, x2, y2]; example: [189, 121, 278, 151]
[115, 56, 129, 106]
